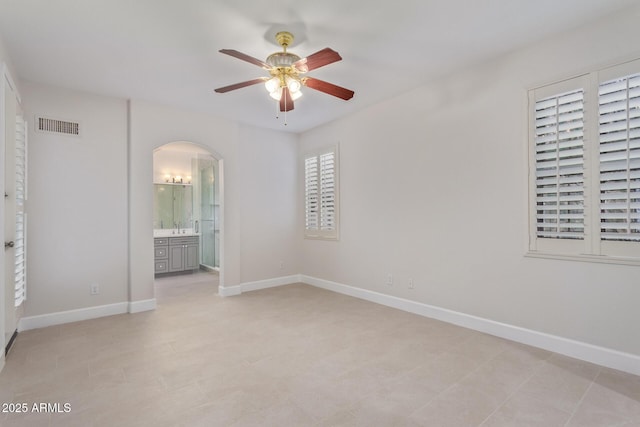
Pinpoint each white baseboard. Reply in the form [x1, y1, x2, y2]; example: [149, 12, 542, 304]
[18, 302, 129, 332]
[18, 298, 157, 331]
[218, 285, 241, 297]
[12, 273, 639, 376]
[218, 274, 302, 297]
[129, 298, 156, 313]
[300, 275, 640, 377]
[241, 275, 302, 292]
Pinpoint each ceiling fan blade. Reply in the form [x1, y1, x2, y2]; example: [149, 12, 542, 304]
[293, 48, 342, 73]
[280, 87, 294, 112]
[214, 77, 267, 93]
[303, 77, 354, 100]
[219, 49, 271, 69]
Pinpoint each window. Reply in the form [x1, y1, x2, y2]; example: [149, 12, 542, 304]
[528, 59, 640, 263]
[304, 146, 339, 239]
[533, 87, 585, 241]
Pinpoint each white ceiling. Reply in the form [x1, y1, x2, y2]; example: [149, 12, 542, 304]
[0, 0, 637, 133]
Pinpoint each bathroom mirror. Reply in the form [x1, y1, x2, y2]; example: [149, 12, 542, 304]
[153, 184, 193, 230]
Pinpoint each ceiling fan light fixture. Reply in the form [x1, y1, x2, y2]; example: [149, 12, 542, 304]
[285, 75, 301, 92]
[269, 89, 302, 102]
[265, 76, 280, 93]
[266, 73, 302, 101]
[269, 90, 282, 101]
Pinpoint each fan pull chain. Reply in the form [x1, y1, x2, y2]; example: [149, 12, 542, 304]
[284, 90, 288, 126]
[274, 88, 288, 126]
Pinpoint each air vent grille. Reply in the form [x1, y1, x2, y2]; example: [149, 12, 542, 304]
[36, 116, 80, 136]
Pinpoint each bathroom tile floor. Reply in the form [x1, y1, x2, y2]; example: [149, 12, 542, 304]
[1, 272, 639, 426]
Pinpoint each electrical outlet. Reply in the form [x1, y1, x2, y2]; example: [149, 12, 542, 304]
[90, 283, 100, 295]
[386, 274, 393, 286]
[408, 278, 414, 289]
[279, 261, 284, 270]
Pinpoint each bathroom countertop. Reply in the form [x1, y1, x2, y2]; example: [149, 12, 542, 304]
[153, 230, 200, 238]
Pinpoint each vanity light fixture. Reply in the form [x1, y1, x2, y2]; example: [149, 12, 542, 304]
[164, 174, 192, 184]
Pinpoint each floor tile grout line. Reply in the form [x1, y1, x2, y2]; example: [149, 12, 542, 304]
[406, 339, 513, 421]
[476, 351, 551, 426]
[562, 367, 601, 427]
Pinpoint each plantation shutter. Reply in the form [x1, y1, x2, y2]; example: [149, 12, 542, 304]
[14, 116, 27, 306]
[319, 152, 336, 231]
[304, 146, 338, 239]
[534, 89, 585, 240]
[304, 156, 319, 231]
[598, 72, 640, 242]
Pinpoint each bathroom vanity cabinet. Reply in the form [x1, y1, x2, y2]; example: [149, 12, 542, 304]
[154, 238, 169, 274]
[154, 236, 199, 275]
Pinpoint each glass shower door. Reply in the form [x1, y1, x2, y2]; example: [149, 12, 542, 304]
[198, 158, 218, 269]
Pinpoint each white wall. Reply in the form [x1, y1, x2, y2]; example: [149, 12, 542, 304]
[22, 82, 129, 316]
[238, 126, 300, 282]
[153, 148, 198, 184]
[300, 6, 640, 357]
[0, 34, 19, 91]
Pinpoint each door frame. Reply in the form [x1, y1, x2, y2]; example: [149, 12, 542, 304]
[151, 141, 224, 285]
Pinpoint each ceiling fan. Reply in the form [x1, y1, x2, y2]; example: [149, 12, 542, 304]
[214, 31, 354, 114]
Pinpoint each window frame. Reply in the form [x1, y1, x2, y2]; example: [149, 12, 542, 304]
[303, 145, 339, 240]
[527, 59, 640, 265]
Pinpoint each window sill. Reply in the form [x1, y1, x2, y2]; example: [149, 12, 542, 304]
[525, 251, 640, 266]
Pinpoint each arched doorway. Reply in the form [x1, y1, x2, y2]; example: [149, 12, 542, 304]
[152, 141, 222, 283]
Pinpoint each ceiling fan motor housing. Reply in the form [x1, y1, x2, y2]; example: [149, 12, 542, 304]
[266, 52, 301, 68]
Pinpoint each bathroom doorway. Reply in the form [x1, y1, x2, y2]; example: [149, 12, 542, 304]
[152, 142, 220, 280]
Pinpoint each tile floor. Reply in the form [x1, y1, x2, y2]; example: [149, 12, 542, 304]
[1, 271, 639, 426]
